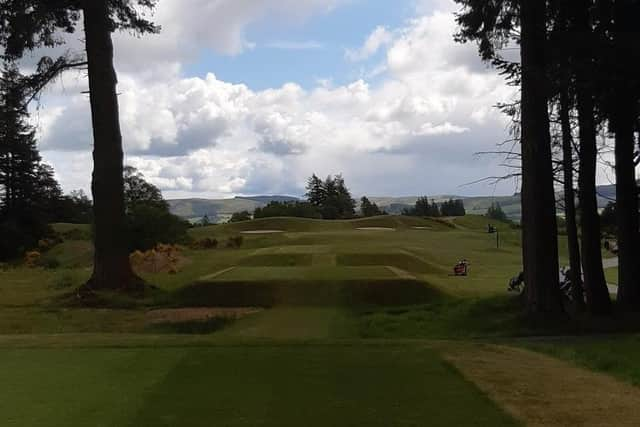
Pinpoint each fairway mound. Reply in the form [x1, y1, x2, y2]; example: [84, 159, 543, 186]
[355, 227, 396, 231]
[240, 230, 285, 234]
[146, 307, 262, 324]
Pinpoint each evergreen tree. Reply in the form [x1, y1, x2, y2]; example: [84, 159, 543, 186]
[0, 0, 161, 291]
[486, 202, 508, 222]
[360, 196, 383, 217]
[0, 64, 61, 260]
[305, 173, 355, 220]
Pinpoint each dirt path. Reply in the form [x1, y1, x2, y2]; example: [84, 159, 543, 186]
[440, 343, 640, 426]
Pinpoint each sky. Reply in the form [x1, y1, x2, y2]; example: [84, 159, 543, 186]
[29, 0, 533, 200]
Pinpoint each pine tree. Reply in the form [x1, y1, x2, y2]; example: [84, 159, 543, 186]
[0, 0, 160, 291]
[0, 64, 58, 259]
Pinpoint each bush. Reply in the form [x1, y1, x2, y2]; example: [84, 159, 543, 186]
[229, 211, 252, 223]
[192, 238, 219, 250]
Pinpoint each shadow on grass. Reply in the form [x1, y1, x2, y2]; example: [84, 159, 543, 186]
[168, 278, 442, 308]
[147, 317, 235, 334]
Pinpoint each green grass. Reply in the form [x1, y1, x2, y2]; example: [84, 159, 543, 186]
[522, 335, 640, 386]
[605, 267, 618, 285]
[0, 342, 518, 427]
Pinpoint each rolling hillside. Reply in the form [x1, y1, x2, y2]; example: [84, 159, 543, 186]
[169, 185, 616, 223]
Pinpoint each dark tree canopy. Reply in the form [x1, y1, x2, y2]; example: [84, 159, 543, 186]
[0, 0, 159, 61]
[305, 174, 356, 220]
[360, 197, 384, 217]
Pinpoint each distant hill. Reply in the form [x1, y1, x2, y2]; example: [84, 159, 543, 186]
[168, 185, 616, 223]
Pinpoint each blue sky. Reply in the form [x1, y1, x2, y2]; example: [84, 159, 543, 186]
[185, 1, 415, 89]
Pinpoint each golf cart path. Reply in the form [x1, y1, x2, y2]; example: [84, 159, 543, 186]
[441, 343, 640, 426]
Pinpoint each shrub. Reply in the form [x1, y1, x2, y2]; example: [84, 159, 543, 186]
[229, 211, 252, 223]
[192, 238, 218, 250]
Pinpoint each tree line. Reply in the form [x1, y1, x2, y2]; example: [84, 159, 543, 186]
[455, 0, 640, 315]
[402, 197, 466, 217]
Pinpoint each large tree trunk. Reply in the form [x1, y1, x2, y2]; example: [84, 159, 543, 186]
[613, 1, 640, 311]
[520, 0, 564, 315]
[560, 90, 585, 310]
[82, 0, 143, 292]
[573, 2, 612, 315]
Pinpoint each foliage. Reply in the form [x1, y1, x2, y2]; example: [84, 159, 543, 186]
[402, 197, 440, 217]
[486, 202, 508, 222]
[440, 199, 466, 217]
[123, 166, 189, 252]
[254, 201, 321, 219]
[0, 64, 59, 260]
[228, 211, 252, 223]
[305, 174, 356, 219]
[360, 196, 384, 217]
[53, 190, 93, 224]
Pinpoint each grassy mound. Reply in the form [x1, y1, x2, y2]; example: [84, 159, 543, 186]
[337, 252, 444, 274]
[172, 277, 440, 307]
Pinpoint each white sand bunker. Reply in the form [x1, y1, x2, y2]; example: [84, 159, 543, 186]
[240, 230, 285, 234]
[412, 226, 433, 230]
[356, 227, 396, 231]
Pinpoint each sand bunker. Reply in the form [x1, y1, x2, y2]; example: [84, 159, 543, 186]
[356, 227, 396, 231]
[412, 226, 433, 230]
[240, 230, 285, 234]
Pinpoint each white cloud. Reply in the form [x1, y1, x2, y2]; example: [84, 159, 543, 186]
[345, 26, 394, 62]
[36, 1, 521, 199]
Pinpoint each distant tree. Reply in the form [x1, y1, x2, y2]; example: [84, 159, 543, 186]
[201, 214, 212, 227]
[403, 197, 440, 217]
[122, 166, 189, 252]
[305, 173, 356, 220]
[229, 211, 252, 223]
[306, 174, 325, 207]
[124, 166, 166, 211]
[486, 202, 508, 222]
[254, 201, 321, 219]
[360, 196, 383, 217]
[441, 199, 465, 217]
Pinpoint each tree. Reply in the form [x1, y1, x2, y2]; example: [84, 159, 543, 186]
[254, 201, 321, 219]
[608, 0, 640, 311]
[229, 211, 252, 223]
[360, 197, 383, 217]
[54, 190, 93, 224]
[201, 214, 212, 227]
[0, 0, 160, 291]
[456, 0, 564, 314]
[487, 202, 508, 222]
[123, 166, 189, 252]
[304, 174, 356, 220]
[441, 199, 466, 217]
[0, 64, 57, 260]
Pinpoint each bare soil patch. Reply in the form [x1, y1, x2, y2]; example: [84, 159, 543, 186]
[441, 343, 640, 426]
[146, 307, 262, 325]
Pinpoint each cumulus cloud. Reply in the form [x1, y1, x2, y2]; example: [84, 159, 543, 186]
[35, 0, 519, 199]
